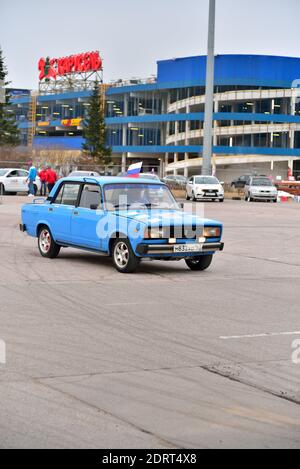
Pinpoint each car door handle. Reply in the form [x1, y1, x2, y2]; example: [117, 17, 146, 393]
[73, 210, 79, 216]
[48, 207, 54, 212]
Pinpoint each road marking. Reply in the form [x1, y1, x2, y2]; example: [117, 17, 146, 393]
[220, 331, 300, 340]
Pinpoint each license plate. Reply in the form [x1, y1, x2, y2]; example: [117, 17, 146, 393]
[174, 244, 203, 253]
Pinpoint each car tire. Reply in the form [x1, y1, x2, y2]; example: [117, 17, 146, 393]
[192, 191, 197, 202]
[38, 226, 61, 259]
[273, 199, 278, 203]
[186, 192, 190, 201]
[219, 198, 224, 203]
[112, 238, 140, 273]
[0, 183, 7, 195]
[185, 254, 213, 271]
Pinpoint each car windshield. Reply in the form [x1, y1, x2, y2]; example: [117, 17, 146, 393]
[195, 177, 219, 185]
[0, 169, 9, 176]
[104, 183, 180, 211]
[251, 178, 273, 187]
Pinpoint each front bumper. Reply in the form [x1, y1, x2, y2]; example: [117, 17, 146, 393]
[136, 242, 224, 256]
[251, 194, 277, 200]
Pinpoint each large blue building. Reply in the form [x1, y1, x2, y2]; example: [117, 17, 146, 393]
[10, 54, 300, 180]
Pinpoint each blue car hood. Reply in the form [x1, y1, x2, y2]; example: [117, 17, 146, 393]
[115, 209, 221, 228]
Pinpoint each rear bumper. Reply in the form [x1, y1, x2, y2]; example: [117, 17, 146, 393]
[136, 242, 224, 256]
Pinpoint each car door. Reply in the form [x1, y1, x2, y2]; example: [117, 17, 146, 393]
[71, 183, 106, 250]
[17, 169, 30, 193]
[48, 182, 81, 242]
[5, 170, 19, 192]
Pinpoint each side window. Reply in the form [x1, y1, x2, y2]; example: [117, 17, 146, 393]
[53, 183, 80, 206]
[17, 170, 28, 177]
[79, 184, 102, 209]
[7, 170, 18, 178]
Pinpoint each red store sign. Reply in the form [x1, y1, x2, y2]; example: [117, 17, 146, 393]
[38, 51, 103, 81]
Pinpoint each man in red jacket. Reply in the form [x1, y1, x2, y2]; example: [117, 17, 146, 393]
[38, 166, 48, 196]
[46, 165, 58, 193]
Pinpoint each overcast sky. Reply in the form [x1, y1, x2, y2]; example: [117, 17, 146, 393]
[1, 0, 300, 89]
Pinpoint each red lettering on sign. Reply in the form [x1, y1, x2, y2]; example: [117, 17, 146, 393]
[38, 51, 102, 80]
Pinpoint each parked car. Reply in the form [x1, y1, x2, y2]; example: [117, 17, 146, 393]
[0, 168, 41, 195]
[244, 177, 278, 202]
[117, 172, 161, 181]
[68, 171, 100, 177]
[231, 175, 251, 189]
[163, 175, 188, 187]
[20, 176, 224, 273]
[186, 176, 224, 202]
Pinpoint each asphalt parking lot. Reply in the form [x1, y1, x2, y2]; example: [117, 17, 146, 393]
[0, 195, 300, 449]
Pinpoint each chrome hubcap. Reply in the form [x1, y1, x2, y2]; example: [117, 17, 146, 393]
[39, 229, 51, 254]
[114, 242, 129, 268]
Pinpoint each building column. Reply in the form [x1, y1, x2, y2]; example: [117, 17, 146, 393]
[290, 92, 296, 150]
[184, 152, 189, 178]
[174, 153, 178, 176]
[121, 153, 127, 172]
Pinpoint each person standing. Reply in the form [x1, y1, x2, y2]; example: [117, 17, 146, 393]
[46, 165, 58, 193]
[27, 163, 37, 197]
[38, 166, 48, 196]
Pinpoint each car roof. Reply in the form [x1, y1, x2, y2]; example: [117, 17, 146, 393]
[60, 176, 164, 185]
[0, 168, 27, 172]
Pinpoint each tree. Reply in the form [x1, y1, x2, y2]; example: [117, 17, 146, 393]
[82, 80, 111, 167]
[0, 47, 20, 147]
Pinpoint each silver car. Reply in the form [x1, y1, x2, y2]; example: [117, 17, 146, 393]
[245, 177, 278, 203]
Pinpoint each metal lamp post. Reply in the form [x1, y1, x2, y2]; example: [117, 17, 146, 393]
[202, 0, 216, 175]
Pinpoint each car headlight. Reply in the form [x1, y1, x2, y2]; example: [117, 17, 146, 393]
[144, 227, 165, 239]
[203, 226, 221, 238]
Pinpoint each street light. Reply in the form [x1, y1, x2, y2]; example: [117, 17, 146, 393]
[202, 0, 216, 175]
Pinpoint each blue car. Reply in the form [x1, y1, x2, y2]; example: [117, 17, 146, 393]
[20, 177, 224, 273]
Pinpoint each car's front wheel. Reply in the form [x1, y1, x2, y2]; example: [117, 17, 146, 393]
[186, 192, 190, 201]
[112, 238, 140, 273]
[185, 254, 213, 271]
[38, 226, 61, 259]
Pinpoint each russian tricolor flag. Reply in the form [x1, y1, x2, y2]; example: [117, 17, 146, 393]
[127, 162, 143, 178]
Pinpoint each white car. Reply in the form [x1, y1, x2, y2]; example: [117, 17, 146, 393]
[186, 176, 224, 202]
[68, 171, 100, 177]
[0, 168, 41, 195]
[244, 176, 278, 202]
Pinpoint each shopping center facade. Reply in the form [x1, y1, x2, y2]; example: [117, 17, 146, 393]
[10, 54, 300, 180]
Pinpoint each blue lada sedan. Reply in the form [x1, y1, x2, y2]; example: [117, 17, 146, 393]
[20, 177, 224, 273]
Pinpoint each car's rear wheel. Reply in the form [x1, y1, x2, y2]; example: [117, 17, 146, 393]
[185, 255, 213, 271]
[0, 183, 7, 195]
[38, 226, 61, 259]
[112, 238, 140, 273]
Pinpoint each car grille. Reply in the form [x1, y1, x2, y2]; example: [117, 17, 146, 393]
[202, 190, 218, 196]
[162, 225, 203, 239]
